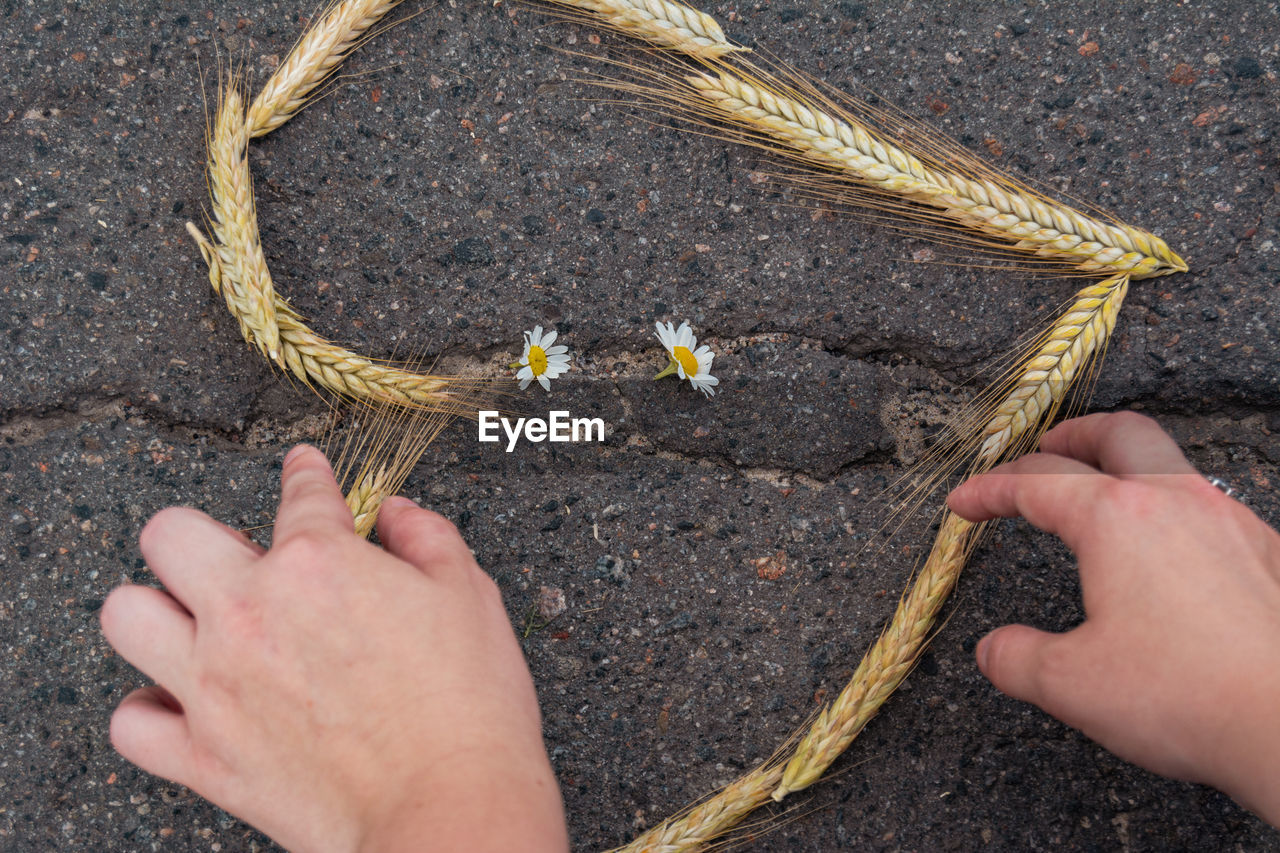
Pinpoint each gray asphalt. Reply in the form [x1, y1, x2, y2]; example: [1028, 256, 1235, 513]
[2, 0, 1278, 850]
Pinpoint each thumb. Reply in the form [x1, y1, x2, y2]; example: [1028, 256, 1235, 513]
[976, 624, 1064, 708]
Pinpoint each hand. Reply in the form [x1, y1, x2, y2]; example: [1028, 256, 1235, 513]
[100, 445, 569, 853]
[948, 412, 1280, 826]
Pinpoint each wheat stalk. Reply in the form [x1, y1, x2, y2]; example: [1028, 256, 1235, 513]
[874, 274, 1133, 528]
[188, 3, 488, 411]
[617, 513, 977, 852]
[678, 71, 1185, 280]
[611, 765, 783, 853]
[562, 4, 1184, 280]
[330, 395, 463, 537]
[544, 0, 742, 60]
[188, 218, 474, 410]
[772, 512, 975, 800]
[977, 274, 1129, 464]
[275, 301, 468, 407]
[205, 81, 281, 364]
[247, 0, 403, 137]
[765, 279, 1128, 803]
[618, 274, 1132, 845]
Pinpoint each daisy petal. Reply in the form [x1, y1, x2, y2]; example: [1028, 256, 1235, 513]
[654, 321, 675, 351]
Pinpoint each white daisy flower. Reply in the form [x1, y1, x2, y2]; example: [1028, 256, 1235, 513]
[653, 320, 718, 398]
[513, 325, 571, 391]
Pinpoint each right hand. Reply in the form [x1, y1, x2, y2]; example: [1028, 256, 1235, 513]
[948, 412, 1280, 826]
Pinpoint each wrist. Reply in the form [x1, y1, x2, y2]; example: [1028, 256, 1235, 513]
[1212, 674, 1280, 828]
[355, 754, 568, 853]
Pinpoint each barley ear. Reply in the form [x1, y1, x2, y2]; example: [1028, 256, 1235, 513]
[977, 274, 1129, 465]
[204, 80, 282, 364]
[547, 0, 744, 60]
[247, 0, 403, 137]
[346, 464, 391, 538]
[772, 511, 975, 800]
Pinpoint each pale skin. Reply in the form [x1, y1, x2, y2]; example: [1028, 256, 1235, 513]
[948, 412, 1280, 827]
[101, 414, 1279, 850]
[100, 445, 569, 853]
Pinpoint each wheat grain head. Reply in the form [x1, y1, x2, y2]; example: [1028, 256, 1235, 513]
[332, 393, 464, 537]
[772, 512, 975, 800]
[205, 78, 282, 363]
[977, 274, 1129, 464]
[187, 217, 483, 412]
[678, 70, 1185, 280]
[248, 0, 403, 137]
[544, 0, 744, 60]
[610, 763, 783, 853]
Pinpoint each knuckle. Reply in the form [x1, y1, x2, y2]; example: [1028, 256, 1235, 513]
[1097, 478, 1157, 521]
[1108, 410, 1158, 435]
[211, 592, 267, 647]
[270, 531, 342, 574]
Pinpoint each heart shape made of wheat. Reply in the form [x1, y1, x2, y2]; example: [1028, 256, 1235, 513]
[184, 1, 1187, 850]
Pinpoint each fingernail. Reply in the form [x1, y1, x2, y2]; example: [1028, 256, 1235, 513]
[283, 445, 312, 467]
[975, 634, 992, 672]
[383, 496, 416, 511]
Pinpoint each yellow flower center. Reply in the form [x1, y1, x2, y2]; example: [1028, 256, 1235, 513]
[673, 345, 699, 377]
[527, 345, 548, 376]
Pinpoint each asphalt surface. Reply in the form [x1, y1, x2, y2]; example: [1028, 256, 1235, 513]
[3, 0, 1279, 850]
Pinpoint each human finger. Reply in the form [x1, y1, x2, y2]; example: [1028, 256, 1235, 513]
[138, 507, 260, 613]
[110, 685, 195, 787]
[272, 445, 354, 545]
[976, 624, 1074, 711]
[376, 496, 476, 580]
[100, 584, 196, 693]
[947, 452, 1106, 553]
[1039, 412, 1198, 480]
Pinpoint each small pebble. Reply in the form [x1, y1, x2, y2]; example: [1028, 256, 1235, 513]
[537, 586, 567, 621]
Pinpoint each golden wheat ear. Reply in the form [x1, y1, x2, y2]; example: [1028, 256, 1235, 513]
[202, 73, 281, 365]
[536, 0, 746, 60]
[764, 279, 1132, 807]
[882, 272, 1133, 527]
[617, 266, 1134, 850]
[188, 5, 492, 413]
[248, 0, 406, 137]
[772, 511, 977, 799]
[590, 55, 1186, 281]
[328, 385, 478, 537]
